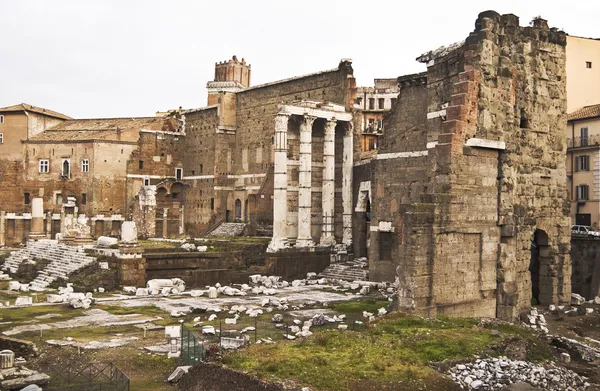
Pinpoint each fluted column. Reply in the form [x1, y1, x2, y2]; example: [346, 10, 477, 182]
[342, 122, 353, 247]
[296, 115, 316, 248]
[268, 113, 290, 252]
[320, 118, 336, 246]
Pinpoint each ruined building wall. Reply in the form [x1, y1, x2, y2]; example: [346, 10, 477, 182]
[182, 107, 219, 235]
[371, 11, 571, 320]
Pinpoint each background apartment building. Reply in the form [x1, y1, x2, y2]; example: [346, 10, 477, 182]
[566, 35, 600, 226]
[355, 79, 399, 152]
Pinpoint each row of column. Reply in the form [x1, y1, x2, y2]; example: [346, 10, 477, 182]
[270, 112, 353, 251]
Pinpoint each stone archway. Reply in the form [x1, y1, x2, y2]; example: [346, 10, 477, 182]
[530, 229, 550, 305]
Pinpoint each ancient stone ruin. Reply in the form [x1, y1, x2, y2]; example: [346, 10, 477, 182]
[365, 11, 571, 319]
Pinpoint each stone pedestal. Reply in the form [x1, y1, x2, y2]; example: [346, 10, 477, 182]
[28, 198, 46, 240]
[118, 221, 146, 287]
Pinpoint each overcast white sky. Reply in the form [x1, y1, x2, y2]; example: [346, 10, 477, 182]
[1, 0, 599, 118]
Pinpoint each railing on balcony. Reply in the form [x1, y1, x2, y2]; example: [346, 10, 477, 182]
[568, 135, 600, 148]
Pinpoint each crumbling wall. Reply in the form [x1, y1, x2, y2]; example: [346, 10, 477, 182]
[373, 11, 570, 319]
[182, 107, 219, 236]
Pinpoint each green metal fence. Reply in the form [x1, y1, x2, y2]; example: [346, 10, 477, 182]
[181, 324, 205, 366]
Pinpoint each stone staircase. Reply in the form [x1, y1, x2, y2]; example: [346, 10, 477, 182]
[318, 258, 369, 281]
[2, 239, 97, 291]
[207, 222, 247, 237]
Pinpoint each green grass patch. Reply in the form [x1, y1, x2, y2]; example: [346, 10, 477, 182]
[221, 313, 518, 391]
[0, 305, 85, 326]
[99, 304, 165, 317]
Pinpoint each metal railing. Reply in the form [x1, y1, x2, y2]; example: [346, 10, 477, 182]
[567, 135, 600, 148]
[38, 361, 130, 391]
[181, 324, 205, 366]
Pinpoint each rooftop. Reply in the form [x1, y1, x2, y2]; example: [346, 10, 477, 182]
[0, 103, 72, 120]
[568, 104, 600, 122]
[27, 117, 178, 143]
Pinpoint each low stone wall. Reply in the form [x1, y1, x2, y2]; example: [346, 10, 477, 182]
[177, 362, 285, 391]
[571, 238, 600, 299]
[0, 336, 38, 358]
[265, 248, 331, 281]
[146, 252, 259, 287]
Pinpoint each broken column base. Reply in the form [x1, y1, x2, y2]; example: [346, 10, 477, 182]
[117, 243, 147, 287]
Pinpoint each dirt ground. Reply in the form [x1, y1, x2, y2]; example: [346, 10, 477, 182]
[542, 301, 600, 387]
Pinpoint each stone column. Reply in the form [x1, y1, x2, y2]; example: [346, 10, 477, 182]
[179, 205, 185, 235]
[29, 198, 45, 240]
[296, 115, 316, 248]
[268, 113, 290, 252]
[162, 208, 168, 238]
[0, 211, 5, 247]
[342, 122, 353, 247]
[46, 212, 52, 239]
[320, 118, 336, 246]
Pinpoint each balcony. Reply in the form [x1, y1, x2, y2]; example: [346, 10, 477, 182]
[568, 136, 600, 148]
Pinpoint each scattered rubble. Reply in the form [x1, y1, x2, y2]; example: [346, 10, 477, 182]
[448, 357, 590, 390]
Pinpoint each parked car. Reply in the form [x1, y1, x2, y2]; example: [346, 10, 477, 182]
[571, 225, 600, 238]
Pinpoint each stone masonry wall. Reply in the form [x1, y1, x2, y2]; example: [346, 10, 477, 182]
[182, 107, 219, 236]
[371, 11, 571, 320]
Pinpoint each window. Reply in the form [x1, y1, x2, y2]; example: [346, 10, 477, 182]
[586, 61, 592, 69]
[576, 184, 589, 201]
[368, 98, 375, 110]
[176, 168, 183, 180]
[0, 133, 3, 144]
[368, 138, 376, 151]
[171, 192, 178, 199]
[81, 159, 89, 172]
[378, 98, 385, 110]
[61, 159, 70, 177]
[210, 198, 214, 210]
[81, 193, 87, 205]
[576, 155, 590, 171]
[24, 192, 30, 205]
[139, 160, 144, 169]
[0, 115, 4, 124]
[39, 159, 49, 173]
[56, 193, 63, 205]
[144, 177, 150, 186]
[581, 127, 589, 146]
[200, 164, 203, 174]
[355, 97, 363, 106]
[367, 118, 375, 132]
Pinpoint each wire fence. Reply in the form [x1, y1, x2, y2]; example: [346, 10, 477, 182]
[38, 360, 130, 391]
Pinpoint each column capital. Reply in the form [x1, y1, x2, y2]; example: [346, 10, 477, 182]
[324, 118, 337, 134]
[301, 114, 317, 129]
[275, 113, 290, 130]
[344, 121, 354, 135]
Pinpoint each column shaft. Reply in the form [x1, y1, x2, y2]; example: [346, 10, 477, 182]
[268, 113, 290, 252]
[0, 211, 5, 247]
[320, 118, 336, 245]
[296, 115, 316, 247]
[342, 122, 353, 246]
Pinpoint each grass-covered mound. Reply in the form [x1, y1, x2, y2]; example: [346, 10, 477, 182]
[221, 313, 550, 391]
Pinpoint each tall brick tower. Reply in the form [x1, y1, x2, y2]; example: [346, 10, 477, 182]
[206, 55, 251, 105]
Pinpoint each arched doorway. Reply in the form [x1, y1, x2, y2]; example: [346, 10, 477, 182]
[530, 229, 549, 305]
[235, 199, 242, 221]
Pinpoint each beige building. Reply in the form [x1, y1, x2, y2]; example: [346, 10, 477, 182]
[0, 103, 71, 160]
[567, 104, 600, 227]
[566, 36, 600, 113]
[354, 79, 399, 152]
